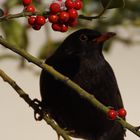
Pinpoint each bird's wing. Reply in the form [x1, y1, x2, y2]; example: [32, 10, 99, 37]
[85, 59, 124, 110]
[105, 61, 124, 109]
[40, 53, 82, 130]
[40, 53, 80, 104]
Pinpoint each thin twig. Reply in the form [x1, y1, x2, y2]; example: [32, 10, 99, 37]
[0, 69, 72, 140]
[79, 0, 113, 20]
[0, 11, 49, 22]
[0, 37, 140, 137]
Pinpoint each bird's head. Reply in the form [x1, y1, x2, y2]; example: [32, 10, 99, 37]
[61, 29, 116, 56]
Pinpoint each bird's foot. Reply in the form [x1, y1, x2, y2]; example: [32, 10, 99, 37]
[135, 126, 140, 131]
[57, 134, 60, 140]
[63, 128, 75, 135]
[56, 128, 74, 140]
[32, 98, 44, 121]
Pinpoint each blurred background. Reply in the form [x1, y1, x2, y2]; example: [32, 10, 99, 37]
[0, 0, 140, 140]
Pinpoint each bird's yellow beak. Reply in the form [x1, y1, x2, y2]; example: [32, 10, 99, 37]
[95, 32, 116, 43]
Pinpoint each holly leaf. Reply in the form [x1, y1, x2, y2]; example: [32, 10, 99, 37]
[3, 0, 20, 9]
[101, 0, 125, 9]
[1, 20, 28, 50]
[38, 41, 61, 60]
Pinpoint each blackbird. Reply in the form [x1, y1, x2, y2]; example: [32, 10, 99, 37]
[40, 29, 125, 140]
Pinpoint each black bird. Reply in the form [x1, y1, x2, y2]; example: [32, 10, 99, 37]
[40, 29, 125, 140]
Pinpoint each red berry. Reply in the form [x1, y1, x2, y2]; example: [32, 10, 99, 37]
[48, 14, 59, 23]
[22, 0, 32, 6]
[68, 8, 78, 20]
[50, 3, 61, 14]
[107, 109, 117, 120]
[61, 24, 68, 32]
[32, 24, 41, 30]
[59, 11, 69, 23]
[65, 0, 75, 9]
[52, 23, 61, 31]
[74, 0, 83, 10]
[68, 19, 78, 27]
[35, 16, 46, 26]
[28, 16, 36, 25]
[118, 108, 127, 118]
[25, 5, 35, 13]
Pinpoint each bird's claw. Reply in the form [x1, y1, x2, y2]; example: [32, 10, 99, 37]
[32, 98, 44, 121]
[57, 134, 60, 140]
[63, 128, 75, 135]
[135, 126, 140, 131]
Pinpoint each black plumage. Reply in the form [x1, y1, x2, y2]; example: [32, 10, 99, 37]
[40, 29, 125, 140]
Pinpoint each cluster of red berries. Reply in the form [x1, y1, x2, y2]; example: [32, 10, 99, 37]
[22, 0, 83, 32]
[22, 0, 46, 30]
[107, 108, 127, 120]
[49, 0, 83, 32]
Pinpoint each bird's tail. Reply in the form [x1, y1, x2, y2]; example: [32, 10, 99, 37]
[90, 122, 125, 140]
[106, 122, 125, 140]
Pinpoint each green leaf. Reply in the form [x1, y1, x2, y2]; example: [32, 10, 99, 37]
[3, 0, 20, 9]
[1, 20, 28, 50]
[101, 0, 125, 9]
[38, 41, 61, 60]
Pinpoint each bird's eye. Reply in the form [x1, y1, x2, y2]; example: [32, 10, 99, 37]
[79, 34, 88, 41]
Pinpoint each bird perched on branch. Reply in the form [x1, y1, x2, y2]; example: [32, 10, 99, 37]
[40, 29, 125, 140]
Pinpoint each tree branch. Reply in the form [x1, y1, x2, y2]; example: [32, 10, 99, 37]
[0, 11, 49, 22]
[0, 37, 140, 137]
[0, 0, 111, 22]
[0, 69, 72, 140]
